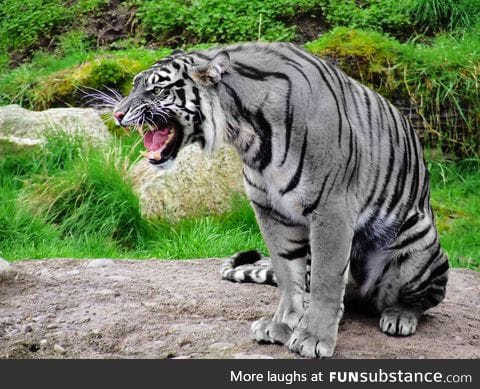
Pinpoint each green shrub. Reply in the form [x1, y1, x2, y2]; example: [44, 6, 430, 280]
[135, 0, 324, 43]
[57, 30, 94, 56]
[0, 0, 70, 51]
[316, 0, 412, 37]
[74, 0, 109, 13]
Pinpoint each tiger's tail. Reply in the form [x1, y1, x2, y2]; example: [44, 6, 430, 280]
[220, 250, 277, 286]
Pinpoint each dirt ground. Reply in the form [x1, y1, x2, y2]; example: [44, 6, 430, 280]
[0, 259, 478, 359]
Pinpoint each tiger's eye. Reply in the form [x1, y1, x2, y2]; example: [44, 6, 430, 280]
[153, 87, 163, 95]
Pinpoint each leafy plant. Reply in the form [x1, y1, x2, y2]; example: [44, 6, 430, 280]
[135, 0, 323, 43]
[316, 0, 413, 37]
[0, 0, 70, 51]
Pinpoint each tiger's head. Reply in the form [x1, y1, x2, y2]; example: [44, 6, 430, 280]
[113, 50, 230, 169]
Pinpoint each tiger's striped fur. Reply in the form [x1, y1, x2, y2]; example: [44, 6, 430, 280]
[113, 42, 448, 358]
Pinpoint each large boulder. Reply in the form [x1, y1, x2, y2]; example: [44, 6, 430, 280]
[0, 104, 111, 152]
[130, 144, 245, 219]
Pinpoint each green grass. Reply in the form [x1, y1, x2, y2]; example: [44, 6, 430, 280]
[0, 132, 265, 261]
[428, 154, 480, 270]
[409, 0, 480, 33]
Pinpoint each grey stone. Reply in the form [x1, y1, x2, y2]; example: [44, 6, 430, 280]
[130, 144, 244, 220]
[53, 344, 66, 354]
[0, 105, 111, 153]
[0, 258, 16, 282]
[22, 324, 33, 334]
[86, 259, 115, 268]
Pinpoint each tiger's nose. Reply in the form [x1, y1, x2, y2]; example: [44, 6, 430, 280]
[113, 111, 125, 123]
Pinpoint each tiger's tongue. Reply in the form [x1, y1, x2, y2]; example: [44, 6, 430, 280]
[144, 129, 170, 152]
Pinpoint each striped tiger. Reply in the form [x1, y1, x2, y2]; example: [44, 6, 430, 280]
[113, 42, 449, 358]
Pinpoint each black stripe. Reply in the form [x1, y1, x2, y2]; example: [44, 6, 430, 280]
[281, 130, 308, 195]
[361, 94, 384, 212]
[232, 250, 263, 266]
[386, 102, 401, 145]
[406, 120, 421, 206]
[288, 238, 309, 245]
[267, 49, 314, 93]
[230, 63, 292, 168]
[386, 140, 408, 216]
[397, 213, 421, 236]
[323, 61, 355, 150]
[252, 109, 272, 171]
[285, 46, 344, 146]
[370, 95, 396, 216]
[175, 88, 186, 106]
[168, 79, 186, 88]
[390, 225, 432, 250]
[251, 200, 304, 228]
[302, 171, 331, 216]
[324, 166, 342, 201]
[406, 260, 448, 298]
[402, 244, 442, 289]
[243, 171, 266, 193]
[278, 245, 309, 260]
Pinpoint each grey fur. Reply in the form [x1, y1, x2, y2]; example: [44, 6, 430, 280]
[114, 42, 449, 358]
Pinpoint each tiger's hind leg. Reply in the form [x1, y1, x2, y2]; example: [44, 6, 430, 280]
[373, 221, 449, 337]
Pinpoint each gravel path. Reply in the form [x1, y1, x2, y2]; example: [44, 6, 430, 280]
[0, 259, 478, 359]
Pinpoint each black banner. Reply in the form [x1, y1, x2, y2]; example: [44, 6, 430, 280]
[0, 359, 476, 388]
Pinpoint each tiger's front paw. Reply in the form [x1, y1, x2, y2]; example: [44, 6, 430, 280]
[288, 328, 335, 358]
[251, 317, 293, 345]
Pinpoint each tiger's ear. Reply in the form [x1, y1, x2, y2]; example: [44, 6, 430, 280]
[193, 51, 230, 85]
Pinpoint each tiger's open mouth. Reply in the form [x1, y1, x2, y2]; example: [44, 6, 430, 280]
[140, 118, 182, 166]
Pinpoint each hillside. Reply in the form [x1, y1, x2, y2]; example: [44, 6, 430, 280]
[0, 0, 479, 154]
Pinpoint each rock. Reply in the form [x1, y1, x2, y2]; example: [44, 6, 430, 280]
[0, 257, 16, 282]
[130, 144, 245, 219]
[39, 339, 48, 347]
[22, 324, 33, 334]
[53, 344, 66, 354]
[86, 259, 115, 268]
[0, 104, 111, 153]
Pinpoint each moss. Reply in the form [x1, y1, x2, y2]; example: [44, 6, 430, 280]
[305, 27, 403, 99]
[26, 49, 171, 109]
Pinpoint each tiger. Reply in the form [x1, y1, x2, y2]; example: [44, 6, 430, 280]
[112, 42, 449, 358]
